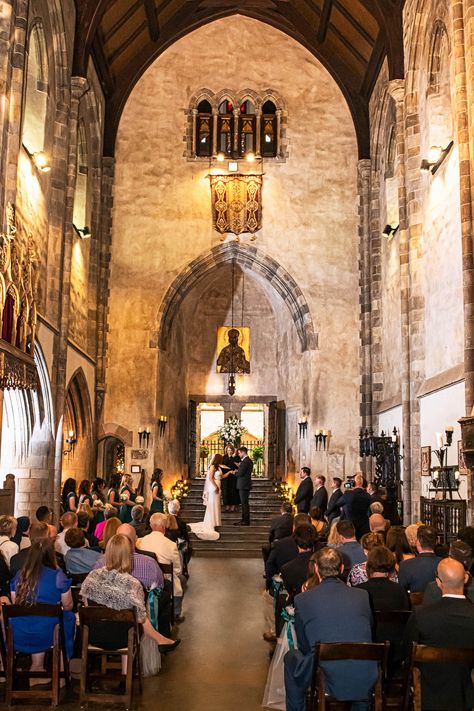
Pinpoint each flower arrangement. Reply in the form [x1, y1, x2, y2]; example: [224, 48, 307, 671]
[274, 481, 295, 505]
[200, 445, 210, 459]
[170, 478, 190, 501]
[217, 416, 247, 445]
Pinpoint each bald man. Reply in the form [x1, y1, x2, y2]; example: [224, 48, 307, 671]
[369, 513, 386, 535]
[404, 558, 474, 710]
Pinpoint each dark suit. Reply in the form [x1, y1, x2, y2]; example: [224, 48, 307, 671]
[294, 476, 313, 513]
[310, 486, 328, 515]
[284, 577, 377, 711]
[281, 550, 314, 600]
[338, 540, 367, 570]
[398, 552, 441, 593]
[265, 535, 298, 589]
[358, 578, 410, 665]
[234, 455, 253, 524]
[269, 512, 294, 544]
[404, 597, 474, 710]
[423, 575, 474, 605]
[326, 488, 343, 523]
[339, 487, 371, 539]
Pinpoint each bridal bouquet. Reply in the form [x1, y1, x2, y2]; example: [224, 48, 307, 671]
[217, 416, 246, 445]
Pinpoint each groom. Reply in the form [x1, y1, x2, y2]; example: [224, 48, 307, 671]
[233, 446, 253, 526]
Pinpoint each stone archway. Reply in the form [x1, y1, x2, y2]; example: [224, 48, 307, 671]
[156, 242, 318, 353]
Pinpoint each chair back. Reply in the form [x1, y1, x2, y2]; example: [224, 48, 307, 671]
[69, 572, 89, 585]
[3, 603, 61, 622]
[409, 591, 424, 607]
[80, 605, 136, 626]
[159, 561, 173, 576]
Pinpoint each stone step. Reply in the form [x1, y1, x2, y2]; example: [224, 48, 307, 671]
[193, 548, 261, 558]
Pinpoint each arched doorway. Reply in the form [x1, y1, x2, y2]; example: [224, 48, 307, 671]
[61, 368, 93, 483]
[97, 435, 125, 480]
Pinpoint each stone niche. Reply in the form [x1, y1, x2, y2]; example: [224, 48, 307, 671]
[105, 15, 361, 488]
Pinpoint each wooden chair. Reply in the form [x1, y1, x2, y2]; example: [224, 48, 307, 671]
[79, 606, 142, 709]
[403, 642, 474, 711]
[307, 641, 389, 711]
[409, 592, 424, 607]
[3, 603, 70, 706]
[159, 561, 175, 625]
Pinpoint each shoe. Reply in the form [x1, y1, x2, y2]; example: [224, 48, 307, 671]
[159, 639, 181, 654]
[263, 632, 277, 642]
[175, 615, 185, 623]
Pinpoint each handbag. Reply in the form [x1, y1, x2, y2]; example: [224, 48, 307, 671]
[261, 607, 297, 709]
[140, 589, 162, 677]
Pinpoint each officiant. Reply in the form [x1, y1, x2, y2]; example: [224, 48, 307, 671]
[222, 445, 241, 512]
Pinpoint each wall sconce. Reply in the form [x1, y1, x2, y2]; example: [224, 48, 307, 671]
[420, 141, 453, 174]
[158, 416, 167, 436]
[382, 224, 399, 238]
[434, 425, 454, 467]
[315, 429, 330, 451]
[138, 427, 151, 448]
[298, 417, 308, 438]
[74, 225, 91, 239]
[24, 146, 51, 173]
[246, 152, 255, 162]
[63, 429, 77, 456]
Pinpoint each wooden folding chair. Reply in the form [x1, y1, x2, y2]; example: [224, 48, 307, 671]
[307, 641, 389, 711]
[403, 642, 474, 711]
[3, 603, 71, 707]
[158, 561, 175, 625]
[79, 606, 142, 709]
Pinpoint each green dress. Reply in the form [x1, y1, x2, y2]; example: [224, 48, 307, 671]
[150, 481, 164, 513]
[119, 486, 136, 523]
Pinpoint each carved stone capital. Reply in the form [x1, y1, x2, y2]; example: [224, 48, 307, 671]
[70, 76, 89, 102]
[357, 158, 372, 183]
[387, 79, 405, 104]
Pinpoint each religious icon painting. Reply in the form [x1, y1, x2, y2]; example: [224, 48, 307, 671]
[216, 326, 250, 374]
[421, 446, 431, 476]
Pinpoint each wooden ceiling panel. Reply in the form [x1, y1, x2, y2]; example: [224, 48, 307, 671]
[104, 5, 147, 55]
[330, 7, 374, 61]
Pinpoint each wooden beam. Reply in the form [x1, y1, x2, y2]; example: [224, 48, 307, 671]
[108, 21, 148, 65]
[143, 0, 160, 42]
[103, 2, 142, 43]
[91, 34, 115, 98]
[359, 31, 386, 98]
[317, 0, 332, 43]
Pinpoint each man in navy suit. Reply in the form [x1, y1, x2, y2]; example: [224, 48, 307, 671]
[398, 525, 441, 592]
[284, 547, 377, 711]
[326, 477, 344, 525]
[233, 446, 253, 525]
[294, 467, 314, 513]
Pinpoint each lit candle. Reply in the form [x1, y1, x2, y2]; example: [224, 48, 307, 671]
[146, 427, 151, 433]
[391, 432, 397, 443]
[435, 432, 443, 449]
[68, 430, 74, 438]
[455, 470, 460, 480]
[138, 427, 143, 434]
[322, 429, 327, 436]
[315, 429, 321, 436]
[445, 425, 454, 433]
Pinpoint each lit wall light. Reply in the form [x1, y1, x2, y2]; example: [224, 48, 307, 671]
[63, 429, 77, 456]
[420, 141, 454, 174]
[228, 162, 238, 172]
[33, 151, 51, 173]
[216, 152, 225, 162]
[382, 224, 399, 238]
[74, 225, 91, 239]
[246, 152, 255, 162]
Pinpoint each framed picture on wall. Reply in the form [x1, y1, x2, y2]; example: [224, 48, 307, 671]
[458, 439, 469, 475]
[421, 446, 431, 476]
[131, 464, 141, 474]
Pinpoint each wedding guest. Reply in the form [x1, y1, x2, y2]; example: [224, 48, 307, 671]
[367, 481, 383, 504]
[309, 506, 326, 535]
[356, 546, 408, 609]
[386, 526, 414, 569]
[293, 468, 313, 513]
[346, 532, 385, 586]
[405, 522, 423, 553]
[327, 520, 344, 546]
[423, 540, 474, 604]
[221, 444, 240, 512]
[369, 513, 387, 537]
[91, 477, 106, 504]
[309, 475, 328, 516]
[150, 469, 164, 514]
[78, 479, 93, 506]
[10, 539, 76, 664]
[10, 522, 50, 576]
[99, 517, 121, 550]
[55, 512, 78, 556]
[369, 501, 384, 515]
[77, 510, 99, 548]
[64, 528, 101, 574]
[94, 505, 118, 541]
[262, 502, 294, 563]
[265, 514, 311, 589]
[339, 473, 371, 538]
[458, 526, 474, 575]
[335, 520, 366, 572]
[61, 478, 77, 513]
[167, 499, 190, 543]
[302, 551, 320, 592]
[325, 477, 343, 525]
[130, 505, 147, 538]
[107, 473, 121, 507]
[398, 525, 441, 593]
[81, 534, 179, 654]
[0, 515, 18, 566]
[13, 516, 32, 550]
[36, 507, 57, 539]
[280, 525, 320, 600]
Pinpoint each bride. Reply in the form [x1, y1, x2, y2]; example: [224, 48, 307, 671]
[189, 453, 229, 541]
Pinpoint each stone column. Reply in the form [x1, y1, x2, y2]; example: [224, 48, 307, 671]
[51, 75, 89, 522]
[191, 109, 197, 156]
[388, 79, 413, 523]
[276, 110, 282, 158]
[0, 0, 16, 213]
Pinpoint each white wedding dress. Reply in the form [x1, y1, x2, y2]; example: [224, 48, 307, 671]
[189, 467, 222, 541]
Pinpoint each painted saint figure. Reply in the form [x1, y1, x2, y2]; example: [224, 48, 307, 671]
[217, 328, 250, 374]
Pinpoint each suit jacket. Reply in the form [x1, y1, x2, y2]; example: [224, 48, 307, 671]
[398, 552, 441, 593]
[265, 535, 298, 589]
[281, 550, 314, 599]
[234, 456, 253, 490]
[293, 577, 377, 701]
[268, 512, 294, 543]
[294, 477, 313, 513]
[404, 597, 474, 710]
[326, 488, 343, 522]
[423, 575, 474, 605]
[338, 540, 367, 570]
[310, 486, 328, 515]
[339, 487, 371, 537]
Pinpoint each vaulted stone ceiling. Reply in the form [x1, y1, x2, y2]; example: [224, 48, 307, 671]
[73, 0, 405, 157]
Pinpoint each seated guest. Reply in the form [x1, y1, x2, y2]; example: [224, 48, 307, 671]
[10, 522, 50, 576]
[405, 522, 423, 554]
[338, 473, 371, 539]
[327, 520, 344, 546]
[55, 512, 78, 556]
[262, 502, 294, 564]
[64, 528, 101, 575]
[0, 515, 19, 566]
[369, 501, 384, 516]
[36, 507, 57, 539]
[284, 547, 377, 711]
[347, 532, 385, 586]
[326, 477, 343, 525]
[301, 552, 320, 592]
[309, 475, 328, 516]
[265, 514, 311, 590]
[12, 516, 32, 550]
[10, 539, 76, 667]
[77, 510, 99, 548]
[386, 526, 414, 569]
[99, 517, 121, 550]
[404, 558, 474, 711]
[164, 513, 181, 543]
[137, 513, 185, 621]
[458, 526, 474, 576]
[309, 506, 326, 535]
[294, 468, 313, 513]
[281, 526, 320, 600]
[398, 525, 441, 593]
[81, 534, 179, 653]
[357, 546, 409, 612]
[94, 505, 118, 541]
[423, 540, 474, 604]
[335, 520, 367, 572]
[369, 513, 387, 538]
[130, 505, 147, 538]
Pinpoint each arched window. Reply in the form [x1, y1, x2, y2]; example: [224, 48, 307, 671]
[218, 99, 234, 156]
[196, 100, 212, 157]
[238, 100, 256, 157]
[261, 100, 277, 158]
[22, 23, 49, 154]
[73, 118, 88, 232]
[426, 21, 452, 151]
[385, 124, 399, 232]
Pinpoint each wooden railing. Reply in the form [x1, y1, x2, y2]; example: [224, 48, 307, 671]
[420, 496, 467, 545]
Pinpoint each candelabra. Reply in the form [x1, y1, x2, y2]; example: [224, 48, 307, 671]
[359, 427, 401, 523]
[430, 425, 460, 499]
[314, 429, 329, 451]
[63, 429, 77, 456]
[138, 427, 151, 447]
[298, 417, 308, 438]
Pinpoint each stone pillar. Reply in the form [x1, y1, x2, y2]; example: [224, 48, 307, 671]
[388, 79, 412, 523]
[0, 0, 16, 213]
[52, 75, 89, 522]
[191, 109, 197, 156]
[276, 110, 282, 157]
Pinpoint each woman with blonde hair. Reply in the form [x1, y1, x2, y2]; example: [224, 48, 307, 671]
[327, 521, 344, 546]
[99, 516, 121, 550]
[189, 453, 230, 541]
[81, 534, 179, 654]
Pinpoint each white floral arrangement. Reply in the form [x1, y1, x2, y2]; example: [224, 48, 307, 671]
[217, 416, 247, 445]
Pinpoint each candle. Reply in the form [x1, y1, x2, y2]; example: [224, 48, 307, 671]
[445, 425, 454, 433]
[68, 430, 74, 438]
[146, 427, 150, 433]
[433, 470, 439, 480]
[435, 432, 443, 449]
[322, 429, 327, 436]
[391, 433, 397, 443]
[315, 429, 321, 436]
[455, 470, 460, 480]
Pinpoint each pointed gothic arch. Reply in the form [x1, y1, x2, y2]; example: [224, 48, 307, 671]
[157, 242, 317, 353]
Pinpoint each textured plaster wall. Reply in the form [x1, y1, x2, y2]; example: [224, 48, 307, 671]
[107, 15, 360, 481]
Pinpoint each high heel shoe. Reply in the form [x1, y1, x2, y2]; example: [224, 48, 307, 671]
[158, 639, 181, 654]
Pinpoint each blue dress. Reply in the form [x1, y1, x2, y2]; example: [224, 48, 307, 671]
[10, 566, 76, 658]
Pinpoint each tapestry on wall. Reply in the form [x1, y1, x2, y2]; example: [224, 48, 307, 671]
[209, 174, 262, 236]
[216, 326, 250, 374]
